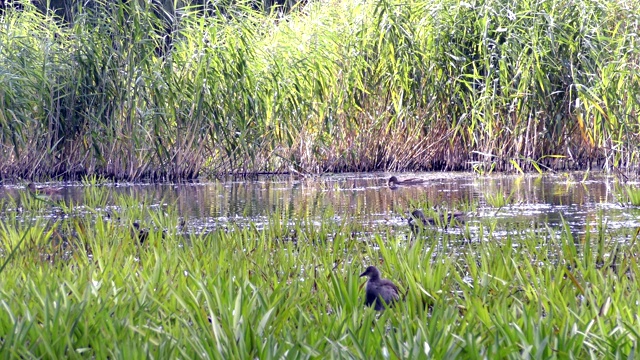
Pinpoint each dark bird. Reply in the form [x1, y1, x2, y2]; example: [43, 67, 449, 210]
[27, 182, 63, 195]
[388, 176, 428, 188]
[360, 266, 400, 310]
[408, 209, 465, 231]
[132, 222, 149, 245]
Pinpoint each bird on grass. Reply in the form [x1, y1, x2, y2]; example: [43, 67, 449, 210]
[131, 222, 171, 245]
[132, 222, 149, 245]
[27, 182, 63, 195]
[388, 176, 428, 189]
[360, 266, 400, 310]
[408, 209, 465, 231]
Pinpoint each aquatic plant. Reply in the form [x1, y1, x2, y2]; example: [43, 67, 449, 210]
[484, 190, 517, 208]
[613, 184, 640, 207]
[0, 185, 638, 357]
[625, 186, 640, 206]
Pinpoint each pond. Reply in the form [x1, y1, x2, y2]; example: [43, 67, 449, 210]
[1, 172, 639, 358]
[1, 172, 637, 242]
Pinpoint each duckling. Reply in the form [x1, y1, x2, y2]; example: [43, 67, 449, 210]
[360, 266, 400, 310]
[132, 222, 149, 245]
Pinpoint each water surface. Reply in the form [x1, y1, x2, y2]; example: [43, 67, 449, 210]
[1, 173, 638, 240]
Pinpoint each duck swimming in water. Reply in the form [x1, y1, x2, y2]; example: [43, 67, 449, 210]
[27, 182, 63, 195]
[388, 176, 428, 188]
[360, 266, 400, 311]
[408, 209, 465, 231]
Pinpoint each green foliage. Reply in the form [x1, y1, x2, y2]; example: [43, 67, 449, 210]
[484, 190, 516, 208]
[625, 186, 640, 206]
[0, 186, 639, 357]
[613, 184, 640, 206]
[1, 0, 640, 180]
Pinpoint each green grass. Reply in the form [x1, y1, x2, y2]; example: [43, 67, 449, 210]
[613, 184, 640, 207]
[1, 0, 640, 180]
[625, 186, 640, 206]
[0, 186, 639, 358]
[484, 190, 517, 208]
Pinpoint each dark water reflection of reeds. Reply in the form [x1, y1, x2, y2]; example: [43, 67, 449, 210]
[1, 172, 638, 236]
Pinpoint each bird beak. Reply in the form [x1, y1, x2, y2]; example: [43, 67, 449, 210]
[359, 270, 367, 277]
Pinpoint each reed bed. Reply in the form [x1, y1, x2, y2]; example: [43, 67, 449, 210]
[0, 186, 639, 358]
[1, 0, 639, 180]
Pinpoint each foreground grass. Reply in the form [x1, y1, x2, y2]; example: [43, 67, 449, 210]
[1, 0, 639, 180]
[0, 187, 639, 358]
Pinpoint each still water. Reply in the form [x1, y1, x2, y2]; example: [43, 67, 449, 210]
[1, 172, 638, 239]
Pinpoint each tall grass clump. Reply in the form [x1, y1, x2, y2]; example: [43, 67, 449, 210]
[1, 187, 640, 357]
[0, 0, 211, 181]
[617, 184, 640, 206]
[1, 0, 639, 180]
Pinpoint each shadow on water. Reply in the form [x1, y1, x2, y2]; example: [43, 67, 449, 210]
[0, 172, 638, 239]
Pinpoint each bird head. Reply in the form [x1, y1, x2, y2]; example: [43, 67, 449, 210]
[360, 266, 381, 279]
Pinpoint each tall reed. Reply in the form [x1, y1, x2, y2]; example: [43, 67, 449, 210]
[1, 0, 639, 180]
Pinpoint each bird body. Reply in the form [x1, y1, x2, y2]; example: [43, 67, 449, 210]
[27, 182, 63, 195]
[408, 209, 464, 230]
[388, 176, 428, 188]
[360, 266, 400, 310]
[132, 222, 149, 245]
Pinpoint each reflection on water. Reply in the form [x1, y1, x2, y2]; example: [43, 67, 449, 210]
[0, 172, 639, 237]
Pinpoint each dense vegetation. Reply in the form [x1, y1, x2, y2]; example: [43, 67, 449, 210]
[1, 0, 639, 180]
[1, 184, 639, 357]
